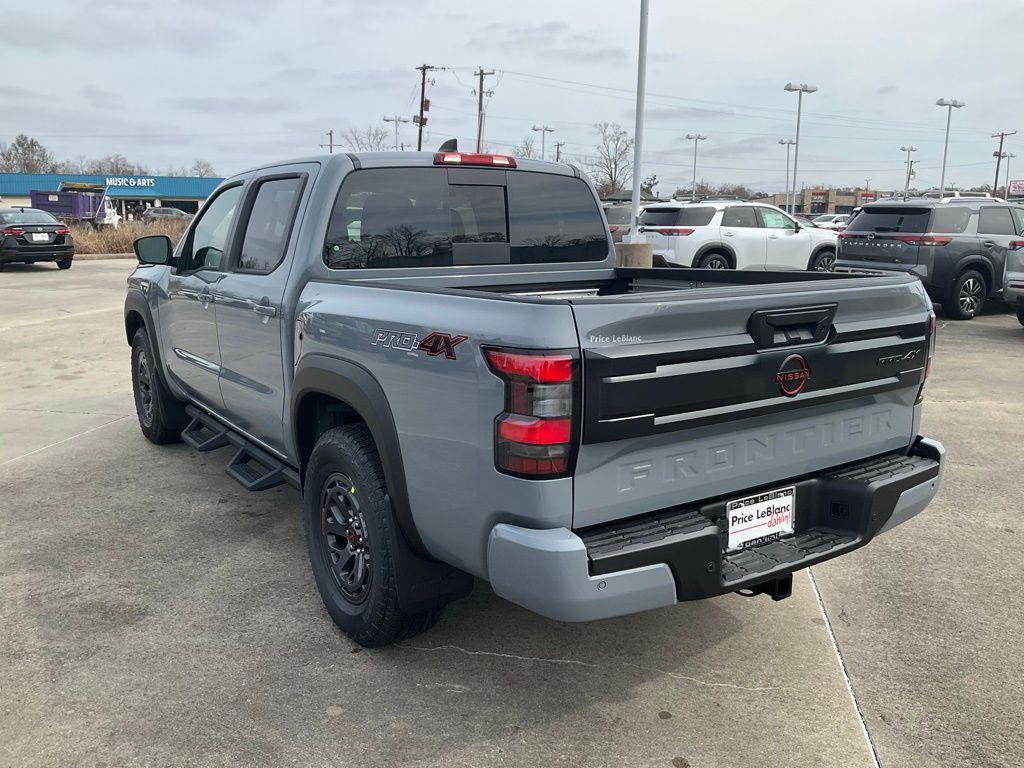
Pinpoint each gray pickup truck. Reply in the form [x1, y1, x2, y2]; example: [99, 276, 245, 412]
[125, 150, 945, 647]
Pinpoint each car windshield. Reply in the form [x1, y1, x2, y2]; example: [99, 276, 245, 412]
[845, 207, 932, 233]
[0, 210, 59, 225]
[639, 206, 716, 227]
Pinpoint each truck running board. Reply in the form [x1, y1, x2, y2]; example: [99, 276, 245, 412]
[183, 406, 300, 492]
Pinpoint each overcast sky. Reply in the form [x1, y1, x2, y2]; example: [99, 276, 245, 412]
[7, 0, 1023, 193]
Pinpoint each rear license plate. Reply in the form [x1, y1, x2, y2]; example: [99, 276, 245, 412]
[30, 233, 48, 242]
[726, 486, 796, 551]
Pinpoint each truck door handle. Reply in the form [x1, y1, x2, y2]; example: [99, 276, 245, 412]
[251, 303, 277, 318]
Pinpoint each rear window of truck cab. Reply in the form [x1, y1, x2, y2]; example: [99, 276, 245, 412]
[639, 206, 716, 227]
[323, 168, 608, 269]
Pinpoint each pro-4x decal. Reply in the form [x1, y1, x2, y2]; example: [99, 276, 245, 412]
[372, 329, 468, 360]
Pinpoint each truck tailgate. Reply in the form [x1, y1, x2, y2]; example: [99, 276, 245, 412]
[569, 276, 930, 528]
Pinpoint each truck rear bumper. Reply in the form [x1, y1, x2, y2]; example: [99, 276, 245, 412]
[487, 436, 944, 622]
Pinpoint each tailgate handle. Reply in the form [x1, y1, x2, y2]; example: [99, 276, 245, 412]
[748, 304, 837, 349]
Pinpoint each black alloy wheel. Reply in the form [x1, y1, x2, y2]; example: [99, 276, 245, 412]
[319, 473, 371, 603]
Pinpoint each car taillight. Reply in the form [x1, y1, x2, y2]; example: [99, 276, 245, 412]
[1009, 240, 1024, 250]
[484, 347, 578, 479]
[434, 151, 517, 168]
[893, 234, 952, 246]
[650, 227, 694, 236]
[1, 227, 23, 236]
[55, 227, 70, 235]
[608, 225, 619, 233]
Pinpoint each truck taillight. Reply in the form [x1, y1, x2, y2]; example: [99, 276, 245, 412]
[919, 312, 936, 402]
[485, 348, 579, 479]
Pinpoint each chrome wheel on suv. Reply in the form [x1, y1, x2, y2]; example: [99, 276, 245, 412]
[958, 276, 983, 315]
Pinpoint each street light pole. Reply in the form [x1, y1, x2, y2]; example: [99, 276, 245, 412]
[685, 133, 707, 201]
[992, 131, 1017, 193]
[900, 145, 918, 195]
[626, 0, 649, 244]
[779, 138, 795, 212]
[936, 98, 966, 199]
[531, 124, 555, 160]
[383, 115, 411, 151]
[784, 82, 817, 215]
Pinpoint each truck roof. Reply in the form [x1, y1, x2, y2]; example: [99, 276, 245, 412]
[232, 152, 578, 180]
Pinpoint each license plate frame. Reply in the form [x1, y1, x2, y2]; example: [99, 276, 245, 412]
[725, 486, 796, 551]
[30, 232, 49, 242]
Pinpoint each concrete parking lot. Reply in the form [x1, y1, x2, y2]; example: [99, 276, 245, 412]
[1, 259, 1021, 768]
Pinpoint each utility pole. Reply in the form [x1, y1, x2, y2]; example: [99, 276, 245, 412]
[415, 64, 443, 151]
[900, 145, 918, 195]
[554, 141, 565, 162]
[779, 138, 795, 212]
[1005, 153, 1016, 198]
[531, 124, 555, 160]
[626, 0, 649, 243]
[474, 67, 495, 152]
[685, 133, 707, 201]
[936, 98, 966, 199]
[319, 129, 334, 154]
[383, 115, 411, 151]
[992, 130, 1017, 192]
[784, 82, 818, 216]
[864, 178, 872, 192]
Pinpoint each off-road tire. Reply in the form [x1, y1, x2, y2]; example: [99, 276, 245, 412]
[809, 248, 836, 272]
[697, 252, 730, 270]
[305, 424, 443, 647]
[942, 269, 986, 320]
[56, 257, 72, 270]
[131, 329, 187, 444]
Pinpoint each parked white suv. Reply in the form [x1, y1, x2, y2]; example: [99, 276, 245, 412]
[639, 200, 838, 271]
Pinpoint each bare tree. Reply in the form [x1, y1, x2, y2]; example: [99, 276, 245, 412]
[510, 135, 538, 159]
[83, 154, 150, 175]
[0, 134, 57, 173]
[588, 122, 634, 198]
[189, 159, 217, 177]
[343, 125, 390, 152]
[641, 173, 659, 198]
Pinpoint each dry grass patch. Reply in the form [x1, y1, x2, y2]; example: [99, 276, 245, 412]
[71, 220, 188, 255]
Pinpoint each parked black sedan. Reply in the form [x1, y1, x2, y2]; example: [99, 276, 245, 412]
[0, 208, 75, 270]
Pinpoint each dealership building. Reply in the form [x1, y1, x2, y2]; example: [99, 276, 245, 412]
[0, 172, 223, 219]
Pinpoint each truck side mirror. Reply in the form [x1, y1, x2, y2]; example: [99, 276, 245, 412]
[134, 235, 172, 265]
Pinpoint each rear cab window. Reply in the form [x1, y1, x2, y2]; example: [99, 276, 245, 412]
[639, 206, 716, 227]
[323, 168, 607, 269]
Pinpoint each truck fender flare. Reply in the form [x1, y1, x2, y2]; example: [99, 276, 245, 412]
[694, 241, 736, 267]
[124, 290, 176, 393]
[291, 355, 427, 557]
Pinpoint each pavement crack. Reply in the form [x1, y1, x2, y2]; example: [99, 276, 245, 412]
[410, 644, 599, 667]
[0, 416, 129, 466]
[410, 644, 784, 691]
[807, 568, 883, 768]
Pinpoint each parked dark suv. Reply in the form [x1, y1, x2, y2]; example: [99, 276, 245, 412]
[836, 199, 1024, 319]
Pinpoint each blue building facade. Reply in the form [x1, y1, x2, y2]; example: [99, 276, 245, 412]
[0, 172, 224, 215]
